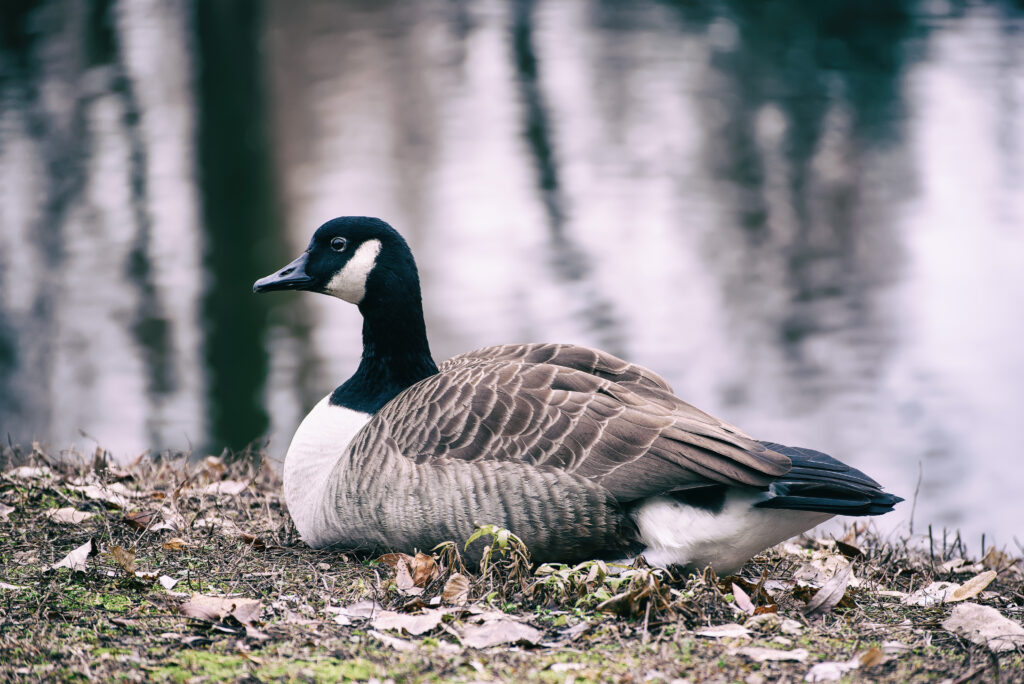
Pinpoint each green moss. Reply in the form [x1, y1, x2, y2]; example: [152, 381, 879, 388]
[152, 652, 250, 683]
[258, 657, 380, 681]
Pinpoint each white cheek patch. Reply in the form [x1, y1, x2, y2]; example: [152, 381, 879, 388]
[325, 239, 382, 303]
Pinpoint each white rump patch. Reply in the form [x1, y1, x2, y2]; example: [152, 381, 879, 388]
[325, 239, 382, 303]
[632, 491, 833, 575]
[283, 396, 371, 546]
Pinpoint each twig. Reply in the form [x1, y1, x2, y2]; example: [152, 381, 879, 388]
[909, 461, 922, 535]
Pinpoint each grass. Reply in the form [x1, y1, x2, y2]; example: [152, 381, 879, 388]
[1, 444, 1022, 683]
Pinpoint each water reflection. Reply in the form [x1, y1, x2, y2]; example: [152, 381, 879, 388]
[194, 0, 282, 454]
[0, 0, 1022, 545]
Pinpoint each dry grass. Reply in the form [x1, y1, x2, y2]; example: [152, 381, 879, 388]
[1, 444, 1022, 683]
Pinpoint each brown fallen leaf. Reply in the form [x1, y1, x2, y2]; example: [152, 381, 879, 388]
[729, 646, 808, 663]
[109, 545, 137, 575]
[395, 557, 421, 595]
[189, 480, 248, 497]
[458, 619, 543, 649]
[834, 540, 863, 559]
[858, 646, 885, 668]
[695, 623, 752, 639]
[981, 547, 1012, 571]
[442, 573, 470, 606]
[123, 510, 158, 530]
[8, 466, 54, 480]
[942, 602, 1024, 652]
[804, 561, 853, 617]
[901, 581, 958, 606]
[804, 655, 861, 681]
[325, 600, 383, 620]
[732, 582, 756, 616]
[948, 571, 997, 603]
[411, 551, 439, 587]
[372, 608, 452, 636]
[67, 480, 142, 508]
[162, 538, 186, 551]
[238, 532, 266, 550]
[375, 552, 415, 569]
[178, 593, 268, 640]
[45, 507, 94, 525]
[49, 538, 98, 572]
[369, 629, 418, 652]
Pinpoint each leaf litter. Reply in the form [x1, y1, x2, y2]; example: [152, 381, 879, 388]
[3, 446, 1024, 682]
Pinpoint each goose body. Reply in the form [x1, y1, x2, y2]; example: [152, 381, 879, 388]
[255, 217, 902, 573]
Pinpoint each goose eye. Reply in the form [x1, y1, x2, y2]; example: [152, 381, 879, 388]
[330, 237, 348, 252]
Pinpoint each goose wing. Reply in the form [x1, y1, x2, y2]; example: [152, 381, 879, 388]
[363, 343, 791, 501]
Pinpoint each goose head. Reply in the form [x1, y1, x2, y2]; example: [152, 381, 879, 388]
[253, 216, 420, 310]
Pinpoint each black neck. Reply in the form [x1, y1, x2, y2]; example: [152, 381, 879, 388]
[330, 293, 438, 414]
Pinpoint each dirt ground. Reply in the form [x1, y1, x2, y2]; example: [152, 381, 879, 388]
[1, 445, 1022, 683]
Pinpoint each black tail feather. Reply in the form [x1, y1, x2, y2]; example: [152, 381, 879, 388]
[753, 442, 903, 516]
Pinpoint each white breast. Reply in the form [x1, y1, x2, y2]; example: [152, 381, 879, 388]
[632, 491, 833, 574]
[282, 396, 371, 546]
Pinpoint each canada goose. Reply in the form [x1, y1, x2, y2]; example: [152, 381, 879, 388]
[254, 217, 901, 573]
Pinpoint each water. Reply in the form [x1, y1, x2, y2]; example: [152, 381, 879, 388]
[1, 0, 1022, 548]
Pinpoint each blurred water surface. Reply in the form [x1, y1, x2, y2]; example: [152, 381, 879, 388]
[1, 0, 1022, 546]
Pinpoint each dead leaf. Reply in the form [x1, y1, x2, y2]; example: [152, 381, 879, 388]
[458, 619, 543, 649]
[442, 573, 470, 605]
[795, 552, 860, 588]
[8, 466, 54, 480]
[982, 547, 1012, 570]
[948, 571, 997, 602]
[559, 621, 592, 641]
[0, 502, 14, 521]
[375, 552, 415, 569]
[49, 538, 97, 572]
[67, 480, 142, 508]
[942, 602, 1024, 652]
[834, 540, 863, 559]
[134, 570, 159, 581]
[902, 581, 958, 606]
[804, 561, 853, 617]
[179, 593, 268, 640]
[0, 582, 26, 591]
[123, 510, 158, 530]
[179, 594, 254, 621]
[162, 538, 186, 551]
[325, 600, 383, 620]
[730, 646, 809, 663]
[394, 557, 422, 595]
[804, 656, 860, 682]
[858, 647, 885, 668]
[732, 582, 756, 616]
[937, 557, 978, 573]
[159, 575, 179, 590]
[370, 629, 419, 652]
[411, 551, 438, 587]
[45, 507, 94, 524]
[372, 608, 452, 635]
[238, 532, 266, 550]
[109, 545, 136, 575]
[695, 623, 752, 639]
[189, 480, 248, 497]
[193, 515, 243, 536]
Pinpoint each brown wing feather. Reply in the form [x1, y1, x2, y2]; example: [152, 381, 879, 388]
[367, 344, 791, 502]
